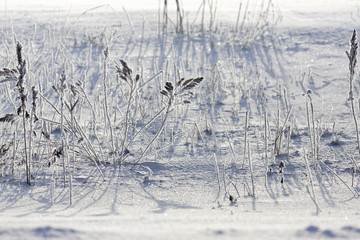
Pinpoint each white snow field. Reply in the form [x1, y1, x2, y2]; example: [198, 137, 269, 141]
[0, 0, 360, 239]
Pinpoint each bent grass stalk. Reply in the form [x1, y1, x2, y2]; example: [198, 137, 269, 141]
[124, 106, 166, 155]
[319, 161, 359, 197]
[303, 148, 320, 213]
[133, 93, 172, 166]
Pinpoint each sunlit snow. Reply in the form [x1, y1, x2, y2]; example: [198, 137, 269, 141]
[0, 0, 360, 239]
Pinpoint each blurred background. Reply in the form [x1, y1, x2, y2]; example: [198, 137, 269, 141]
[1, 0, 246, 11]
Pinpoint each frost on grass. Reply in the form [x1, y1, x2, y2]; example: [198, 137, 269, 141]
[0, 3, 359, 239]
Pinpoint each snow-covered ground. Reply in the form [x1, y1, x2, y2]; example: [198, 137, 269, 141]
[0, 0, 360, 239]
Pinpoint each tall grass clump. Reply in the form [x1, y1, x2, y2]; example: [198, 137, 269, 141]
[0, 42, 39, 185]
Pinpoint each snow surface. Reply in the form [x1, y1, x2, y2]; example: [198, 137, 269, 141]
[1, 0, 360, 239]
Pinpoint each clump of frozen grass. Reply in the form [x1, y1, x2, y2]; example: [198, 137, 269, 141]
[0, 42, 38, 185]
[133, 76, 203, 166]
[116, 59, 140, 165]
[0, 42, 35, 185]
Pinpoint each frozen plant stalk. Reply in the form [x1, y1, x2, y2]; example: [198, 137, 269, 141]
[59, 71, 67, 187]
[305, 91, 316, 166]
[103, 48, 116, 165]
[16, 42, 30, 185]
[28, 87, 38, 186]
[52, 70, 68, 188]
[66, 84, 80, 205]
[346, 29, 360, 156]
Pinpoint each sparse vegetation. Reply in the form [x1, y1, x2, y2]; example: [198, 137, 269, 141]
[0, 0, 358, 227]
[1, 1, 360, 239]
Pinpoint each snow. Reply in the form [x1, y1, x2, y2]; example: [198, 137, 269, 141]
[0, 0, 360, 239]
